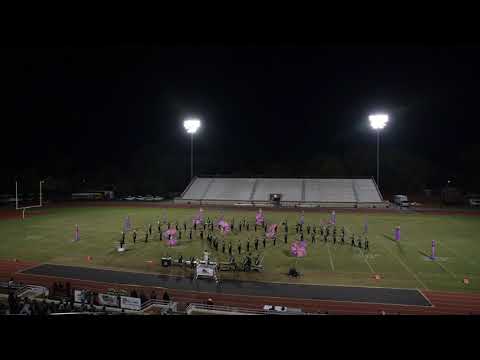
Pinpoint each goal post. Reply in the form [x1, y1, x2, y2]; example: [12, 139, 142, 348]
[15, 180, 44, 219]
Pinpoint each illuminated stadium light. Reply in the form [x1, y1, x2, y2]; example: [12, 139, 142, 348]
[369, 114, 389, 130]
[183, 118, 201, 134]
[184, 118, 202, 180]
[368, 113, 389, 191]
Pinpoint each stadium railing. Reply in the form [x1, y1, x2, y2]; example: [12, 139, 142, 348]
[140, 299, 178, 312]
[185, 303, 309, 315]
[180, 176, 198, 198]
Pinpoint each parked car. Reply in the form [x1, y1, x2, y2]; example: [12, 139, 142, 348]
[394, 195, 410, 208]
[465, 194, 480, 207]
[469, 198, 480, 207]
[0, 195, 17, 204]
[123, 196, 136, 201]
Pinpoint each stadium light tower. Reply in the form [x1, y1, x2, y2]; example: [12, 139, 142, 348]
[183, 118, 201, 180]
[369, 113, 389, 190]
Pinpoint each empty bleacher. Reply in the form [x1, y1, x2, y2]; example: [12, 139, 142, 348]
[203, 178, 256, 201]
[182, 178, 213, 200]
[354, 179, 383, 203]
[251, 178, 303, 202]
[178, 177, 385, 208]
[305, 179, 356, 203]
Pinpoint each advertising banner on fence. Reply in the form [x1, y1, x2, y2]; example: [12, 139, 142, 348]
[98, 293, 120, 307]
[74, 289, 89, 303]
[120, 296, 142, 311]
[17, 285, 49, 299]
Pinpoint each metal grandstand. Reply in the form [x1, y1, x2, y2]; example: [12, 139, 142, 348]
[176, 177, 387, 208]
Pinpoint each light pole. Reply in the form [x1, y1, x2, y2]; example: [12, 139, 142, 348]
[369, 114, 389, 190]
[183, 118, 201, 180]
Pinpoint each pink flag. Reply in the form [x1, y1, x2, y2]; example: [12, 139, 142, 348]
[163, 228, 178, 246]
[291, 240, 307, 257]
[193, 208, 204, 225]
[218, 220, 231, 234]
[256, 209, 265, 225]
[266, 224, 278, 239]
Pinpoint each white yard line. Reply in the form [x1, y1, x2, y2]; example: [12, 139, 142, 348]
[326, 244, 335, 271]
[343, 225, 375, 274]
[364, 255, 375, 274]
[434, 260, 458, 280]
[418, 215, 477, 265]
[376, 235, 429, 291]
[437, 239, 476, 266]
[394, 232, 460, 281]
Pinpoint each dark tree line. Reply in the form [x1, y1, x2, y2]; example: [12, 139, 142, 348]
[2, 144, 479, 198]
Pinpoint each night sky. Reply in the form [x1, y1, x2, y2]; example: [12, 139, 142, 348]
[2, 44, 480, 194]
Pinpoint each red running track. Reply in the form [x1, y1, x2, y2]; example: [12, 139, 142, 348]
[1, 260, 479, 315]
[3, 201, 480, 218]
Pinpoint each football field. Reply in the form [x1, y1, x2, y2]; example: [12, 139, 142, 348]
[0, 205, 479, 293]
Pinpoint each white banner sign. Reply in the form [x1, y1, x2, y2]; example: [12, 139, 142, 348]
[196, 264, 215, 277]
[74, 289, 89, 303]
[120, 296, 142, 311]
[17, 285, 49, 299]
[98, 293, 120, 307]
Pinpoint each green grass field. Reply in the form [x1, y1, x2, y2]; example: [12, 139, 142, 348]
[1, 205, 479, 293]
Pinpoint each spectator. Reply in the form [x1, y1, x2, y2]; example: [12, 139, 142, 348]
[162, 292, 170, 301]
[131, 289, 138, 298]
[8, 277, 14, 288]
[140, 292, 147, 304]
[20, 301, 31, 315]
[150, 290, 157, 300]
[8, 292, 15, 312]
[207, 298, 213, 305]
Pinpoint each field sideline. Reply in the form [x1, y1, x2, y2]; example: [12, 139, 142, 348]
[0, 204, 479, 293]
